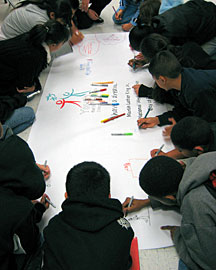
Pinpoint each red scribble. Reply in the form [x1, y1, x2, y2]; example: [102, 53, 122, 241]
[124, 163, 131, 171]
[56, 99, 81, 109]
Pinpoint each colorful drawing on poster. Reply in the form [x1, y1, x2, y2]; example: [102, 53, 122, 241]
[124, 158, 148, 178]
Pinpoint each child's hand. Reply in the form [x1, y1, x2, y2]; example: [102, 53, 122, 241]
[132, 84, 141, 96]
[69, 30, 84, 46]
[36, 163, 51, 180]
[162, 118, 176, 137]
[87, 9, 99, 20]
[137, 117, 160, 129]
[122, 23, 133, 32]
[122, 198, 150, 216]
[115, 9, 123, 20]
[17, 85, 35, 93]
[151, 149, 166, 157]
[81, 0, 89, 12]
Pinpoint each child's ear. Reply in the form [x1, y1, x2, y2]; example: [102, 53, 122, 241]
[64, 192, 68, 199]
[49, 12, 55, 20]
[158, 75, 166, 85]
[194, 146, 204, 155]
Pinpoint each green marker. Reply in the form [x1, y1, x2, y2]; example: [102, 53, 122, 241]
[111, 133, 133, 136]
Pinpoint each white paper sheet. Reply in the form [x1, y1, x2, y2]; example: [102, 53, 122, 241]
[28, 33, 181, 249]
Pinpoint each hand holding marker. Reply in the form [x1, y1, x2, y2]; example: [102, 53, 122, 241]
[155, 144, 164, 156]
[139, 107, 152, 129]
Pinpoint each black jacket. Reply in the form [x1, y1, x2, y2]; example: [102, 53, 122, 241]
[43, 196, 134, 270]
[0, 135, 46, 270]
[152, 0, 216, 45]
[0, 33, 47, 122]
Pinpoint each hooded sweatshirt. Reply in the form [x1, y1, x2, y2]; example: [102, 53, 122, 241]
[174, 152, 216, 270]
[0, 135, 46, 270]
[43, 196, 134, 270]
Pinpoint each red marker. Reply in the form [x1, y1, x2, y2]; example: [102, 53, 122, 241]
[112, 6, 117, 16]
[90, 88, 107, 93]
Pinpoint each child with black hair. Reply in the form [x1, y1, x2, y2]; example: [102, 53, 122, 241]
[43, 161, 134, 270]
[131, 33, 216, 100]
[151, 116, 216, 159]
[137, 51, 216, 129]
[112, 0, 144, 32]
[123, 153, 216, 270]
[0, 20, 69, 134]
[0, 0, 84, 54]
[0, 130, 50, 270]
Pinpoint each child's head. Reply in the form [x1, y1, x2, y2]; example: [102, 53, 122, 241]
[171, 116, 213, 157]
[18, 0, 72, 27]
[29, 20, 69, 50]
[129, 25, 153, 51]
[140, 33, 170, 62]
[138, 0, 161, 26]
[66, 161, 110, 199]
[148, 51, 182, 90]
[139, 156, 184, 198]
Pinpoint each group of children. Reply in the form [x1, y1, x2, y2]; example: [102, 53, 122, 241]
[1, 0, 216, 269]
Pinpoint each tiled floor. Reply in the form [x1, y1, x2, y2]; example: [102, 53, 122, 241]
[0, 1, 179, 269]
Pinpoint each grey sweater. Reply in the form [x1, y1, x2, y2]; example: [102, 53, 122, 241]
[174, 152, 216, 270]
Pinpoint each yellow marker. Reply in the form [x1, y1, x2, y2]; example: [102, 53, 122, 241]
[92, 81, 114, 84]
[101, 118, 108, 123]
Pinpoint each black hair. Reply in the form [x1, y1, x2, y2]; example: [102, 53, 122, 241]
[138, 0, 161, 26]
[17, 0, 72, 26]
[28, 20, 69, 46]
[148, 50, 182, 79]
[140, 33, 170, 61]
[171, 116, 213, 151]
[68, 0, 79, 10]
[66, 161, 110, 198]
[139, 156, 184, 197]
[129, 25, 153, 51]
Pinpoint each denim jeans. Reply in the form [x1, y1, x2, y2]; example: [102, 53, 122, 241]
[159, 0, 183, 14]
[4, 106, 35, 134]
[112, 0, 140, 25]
[178, 259, 189, 270]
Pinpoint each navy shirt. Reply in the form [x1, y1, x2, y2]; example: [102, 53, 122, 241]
[157, 68, 216, 125]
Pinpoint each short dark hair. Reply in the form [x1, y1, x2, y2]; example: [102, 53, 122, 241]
[139, 156, 184, 197]
[129, 25, 153, 51]
[66, 161, 110, 198]
[171, 116, 213, 151]
[148, 50, 182, 79]
[140, 33, 170, 61]
[138, 0, 161, 26]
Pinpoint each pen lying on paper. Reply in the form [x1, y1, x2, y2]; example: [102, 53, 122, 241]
[101, 113, 125, 123]
[155, 144, 165, 156]
[111, 133, 133, 136]
[89, 88, 107, 93]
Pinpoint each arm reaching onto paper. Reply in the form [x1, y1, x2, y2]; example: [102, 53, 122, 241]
[122, 197, 151, 215]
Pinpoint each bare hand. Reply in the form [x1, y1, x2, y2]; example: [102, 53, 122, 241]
[151, 149, 166, 157]
[137, 117, 160, 129]
[128, 59, 145, 70]
[132, 84, 141, 95]
[122, 197, 150, 216]
[32, 194, 50, 209]
[87, 9, 99, 20]
[162, 118, 176, 137]
[122, 23, 133, 32]
[17, 85, 35, 93]
[81, 0, 89, 12]
[69, 30, 84, 46]
[36, 163, 51, 180]
[115, 9, 123, 20]
[161, 225, 179, 240]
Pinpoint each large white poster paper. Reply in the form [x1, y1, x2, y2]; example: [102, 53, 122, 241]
[28, 33, 181, 249]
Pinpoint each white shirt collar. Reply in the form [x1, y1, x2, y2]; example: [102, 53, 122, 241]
[42, 42, 51, 64]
